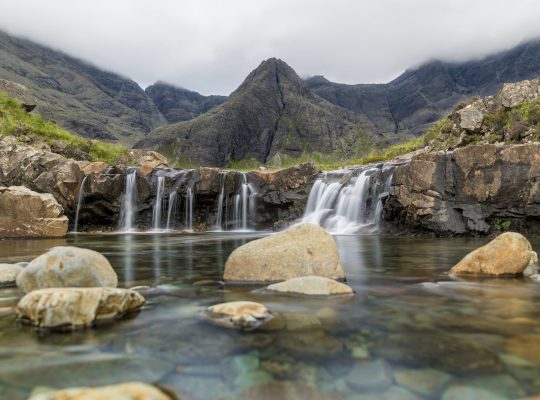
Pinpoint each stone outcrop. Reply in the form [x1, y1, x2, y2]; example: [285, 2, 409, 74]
[203, 301, 273, 331]
[0, 79, 36, 111]
[265, 276, 353, 295]
[384, 143, 540, 235]
[450, 232, 536, 277]
[17, 246, 118, 293]
[16, 287, 144, 329]
[28, 382, 173, 400]
[224, 223, 345, 282]
[0, 186, 68, 238]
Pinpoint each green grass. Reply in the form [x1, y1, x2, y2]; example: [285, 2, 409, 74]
[0, 90, 128, 164]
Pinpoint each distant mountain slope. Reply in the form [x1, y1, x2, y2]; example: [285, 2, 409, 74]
[0, 30, 166, 144]
[135, 58, 377, 167]
[145, 81, 227, 124]
[306, 39, 540, 137]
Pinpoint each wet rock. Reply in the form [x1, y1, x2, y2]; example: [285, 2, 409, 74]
[224, 223, 345, 283]
[203, 301, 273, 331]
[266, 276, 353, 296]
[0, 263, 23, 286]
[161, 374, 230, 400]
[345, 386, 423, 400]
[345, 359, 393, 391]
[16, 246, 118, 293]
[240, 382, 342, 400]
[394, 368, 453, 397]
[0, 186, 68, 238]
[450, 232, 536, 277]
[259, 312, 286, 331]
[460, 374, 526, 399]
[16, 287, 144, 329]
[27, 382, 173, 400]
[441, 385, 508, 400]
[282, 313, 322, 332]
[504, 334, 540, 363]
[370, 333, 502, 375]
[277, 331, 343, 359]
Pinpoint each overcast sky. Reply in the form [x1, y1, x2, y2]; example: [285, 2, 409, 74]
[1, 0, 539, 95]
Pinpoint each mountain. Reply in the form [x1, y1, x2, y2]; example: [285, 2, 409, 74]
[0, 30, 166, 144]
[134, 58, 378, 167]
[145, 81, 227, 124]
[306, 39, 540, 137]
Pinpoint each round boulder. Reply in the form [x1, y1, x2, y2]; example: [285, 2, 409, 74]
[265, 276, 353, 296]
[450, 232, 536, 277]
[16, 246, 118, 293]
[224, 223, 345, 283]
[203, 301, 273, 331]
[27, 382, 172, 400]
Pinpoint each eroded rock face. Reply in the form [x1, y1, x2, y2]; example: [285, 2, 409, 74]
[16, 287, 144, 328]
[224, 223, 345, 283]
[265, 276, 353, 295]
[28, 382, 172, 400]
[384, 143, 540, 235]
[0, 186, 68, 238]
[203, 301, 273, 331]
[16, 246, 118, 293]
[450, 232, 536, 277]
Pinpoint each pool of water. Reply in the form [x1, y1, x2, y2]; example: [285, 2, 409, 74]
[0, 233, 539, 399]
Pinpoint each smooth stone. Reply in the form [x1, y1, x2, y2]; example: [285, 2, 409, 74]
[504, 334, 540, 363]
[240, 382, 342, 400]
[277, 331, 343, 358]
[162, 374, 231, 400]
[27, 382, 172, 400]
[234, 370, 273, 390]
[394, 368, 453, 397]
[346, 386, 423, 400]
[16, 246, 118, 293]
[266, 276, 353, 295]
[224, 223, 345, 283]
[345, 359, 393, 391]
[460, 374, 526, 398]
[0, 264, 23, 286]
[229, 354, 260, 375]
[259, 313, 286, 331]
[316, 307, 341, 325]
[204, 301, 273, 331]
[441, 385, 508, 400]
[16, 287, 144, 329]
[283, 313, 322, 332]
[450, 232, 536, 277]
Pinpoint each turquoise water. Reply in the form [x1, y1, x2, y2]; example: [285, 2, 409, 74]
[0, 233, 539, 399]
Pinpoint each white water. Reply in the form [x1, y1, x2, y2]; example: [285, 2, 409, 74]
[215, 172, 225, 229]
[72, 176, 88, 233]
[166, 191, 177, 230]
[119, 170, 138, 231]
[152, 176, 165, 230]
[213, 172, 257, 231]
[185, 186, 194, 231]
[302, 165, 393, 234]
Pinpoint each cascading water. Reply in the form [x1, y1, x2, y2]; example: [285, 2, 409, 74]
[185, 186, 194, 231]
[213, 172, 257, 231]
[72, 176, 88, 233]
[119, 169, 138, 231]
[214, 172, 226, 230]
[302, 164, 394, 234]
[166, 191, 177, 230]
[152, 176, 165, 230]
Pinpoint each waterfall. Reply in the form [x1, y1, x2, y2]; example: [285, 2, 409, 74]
[215, 172, 226, 230]
[241, 174, 249, 230]
[119, 169, 138, 231]
[152, 176, 165, 230]
[302, 164, 394, 234]
[72, 176, 88, 233]
[166, 191, 177, 230]
[185, 186, 194, 231]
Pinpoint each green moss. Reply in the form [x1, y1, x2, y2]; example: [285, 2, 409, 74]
[0, 90, 127, 164]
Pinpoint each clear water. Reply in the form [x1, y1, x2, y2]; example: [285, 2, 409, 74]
[1, 233, 540, 399]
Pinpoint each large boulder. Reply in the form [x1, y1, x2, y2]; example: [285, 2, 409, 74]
[28, 382, 172, 400]
[450, 232, 536, 277]
[0, 186, 68, 238]
[224, 223, 344, 282]
[16, 287, 144, 329]
[265, 276, 353, 295]
[16, 246, 118, 293]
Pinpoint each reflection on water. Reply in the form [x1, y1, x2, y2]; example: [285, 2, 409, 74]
[0, 233, 539, 399]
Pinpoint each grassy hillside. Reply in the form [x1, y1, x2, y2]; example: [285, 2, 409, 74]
[0, 90, 127, 164]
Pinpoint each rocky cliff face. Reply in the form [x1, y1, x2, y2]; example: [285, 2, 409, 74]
[145, 82, 226, 124]
[383, 144, 540, 235]
[135, 58, 377, 167]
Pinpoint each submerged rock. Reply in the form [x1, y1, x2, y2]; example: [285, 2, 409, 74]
[394, 368, 453, 397]
[224, 223, 345, 283]
[0, 264, 23, 286]
[16, 246, 118, 293]
[441, 385, 508, 400]
[16, 287, 144, 329]
[240, 382, 341, 400]
[266, 276, 353, 296]
[345, 359, 393, 391]
[0, 186, 68, 238]
[450, 232, 536, 277]
[504, 334, 540, 363]
[203, 301, 273, 331]
[27, 382, 173, 400]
